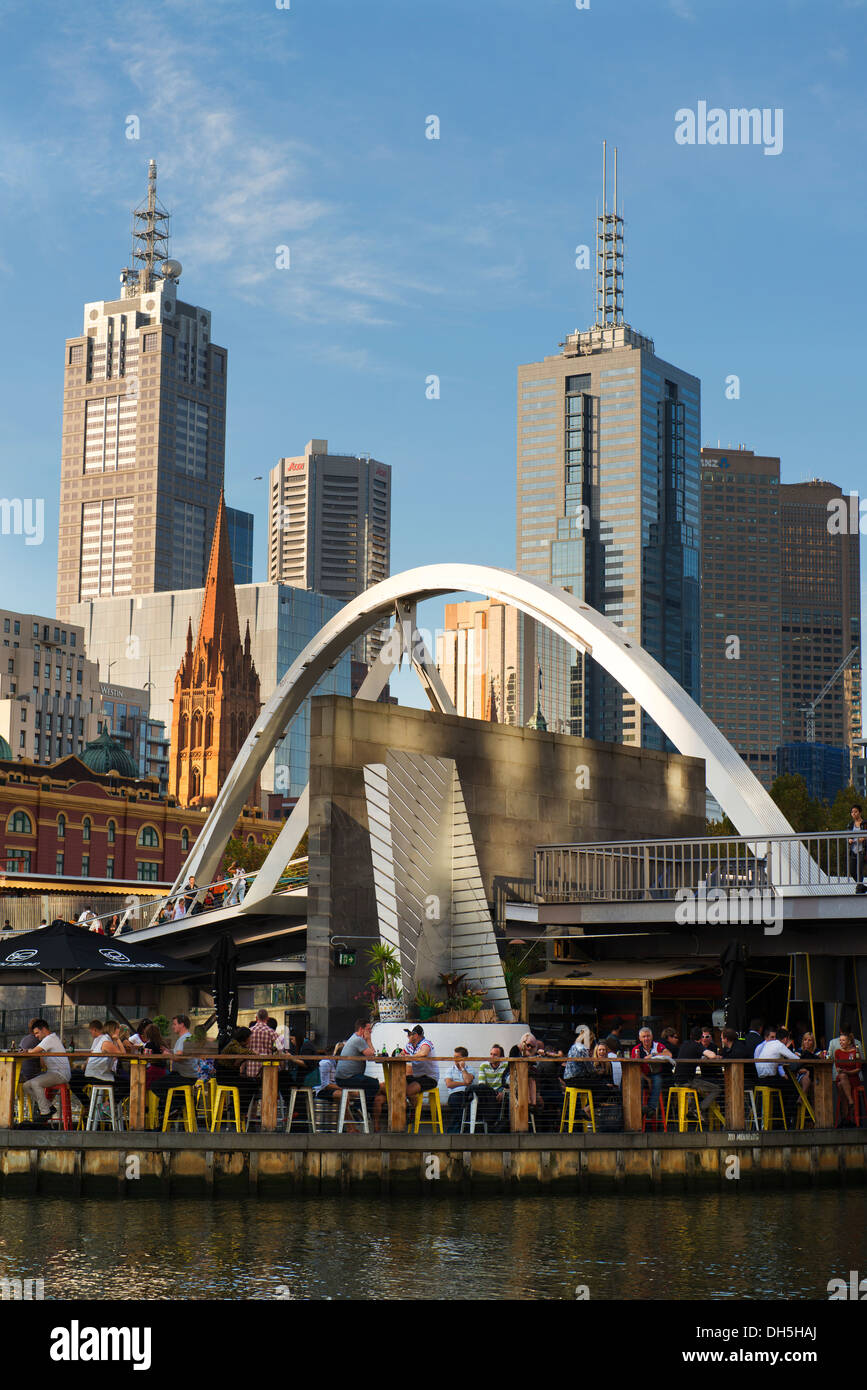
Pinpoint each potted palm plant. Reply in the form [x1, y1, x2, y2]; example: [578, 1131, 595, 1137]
[413, 985, 445, 1022]
[365, 943, 405, 1022]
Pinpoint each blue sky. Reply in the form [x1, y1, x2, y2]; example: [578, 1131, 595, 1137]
[1, 0, 865, 709]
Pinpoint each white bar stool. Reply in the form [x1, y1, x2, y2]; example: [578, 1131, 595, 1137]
[459, 1096, 488, 1134]
[337, 1088, 370, 1134]
[286, 1088, 317, 1133]
[86, 1084, 119, 1131]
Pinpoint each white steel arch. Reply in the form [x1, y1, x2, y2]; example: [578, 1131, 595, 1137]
[176, 563, 794, 896]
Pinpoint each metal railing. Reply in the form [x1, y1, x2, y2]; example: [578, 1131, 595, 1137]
[535, 830, 866, 904]
[0, 1053, 843, 1134]
[29, 858, 310, 937]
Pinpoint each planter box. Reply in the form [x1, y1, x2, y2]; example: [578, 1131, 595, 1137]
[376, 998, 406, 1022]
[438, 1008, 497, 1024]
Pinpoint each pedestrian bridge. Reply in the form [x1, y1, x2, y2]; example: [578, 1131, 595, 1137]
[534, 829, 867, 955]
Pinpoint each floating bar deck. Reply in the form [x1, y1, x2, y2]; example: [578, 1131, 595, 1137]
[0, 1129, 865, 1196]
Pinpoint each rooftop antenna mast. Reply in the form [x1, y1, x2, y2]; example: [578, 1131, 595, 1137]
[131, 159, 171, 293]
[595, 140, 624, 327]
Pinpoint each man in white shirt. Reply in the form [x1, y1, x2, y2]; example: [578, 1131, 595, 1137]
[77, 908, 96, 929]
[445, 1047, 475, 1132]
[22, 1019, 72, 1122]
[69, 1020, 123, 1105]
[755, 1025, 801, 1119]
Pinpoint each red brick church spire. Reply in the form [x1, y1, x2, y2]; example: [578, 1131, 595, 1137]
[168, 494, 261, 810]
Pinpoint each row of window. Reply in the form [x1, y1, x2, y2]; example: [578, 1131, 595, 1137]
[6, 810, 189, 852]
[5, 850, 161, 882]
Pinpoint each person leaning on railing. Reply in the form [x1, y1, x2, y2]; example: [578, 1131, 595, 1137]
[847, 804, 867, 888]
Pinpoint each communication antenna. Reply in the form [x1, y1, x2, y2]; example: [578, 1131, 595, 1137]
[130, 159, 171, 293]
[595, 140, 624, 327]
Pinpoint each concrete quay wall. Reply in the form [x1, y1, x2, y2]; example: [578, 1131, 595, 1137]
[0, 1131, 864, 1198]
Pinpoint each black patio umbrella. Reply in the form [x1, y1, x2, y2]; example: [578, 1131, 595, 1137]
[211, 933, 240, 1052]
[0, 919, 196, 1042]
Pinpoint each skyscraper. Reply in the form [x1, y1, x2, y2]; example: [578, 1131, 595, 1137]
[226, 506, 254, 584]
[57, 161, 227, 618]
[779, 480, 861, 757]
[435, 600, 535, 725]
[700, 447, 782, 789]
[267, 439, 391, 666]
[516, 145, 701, 746]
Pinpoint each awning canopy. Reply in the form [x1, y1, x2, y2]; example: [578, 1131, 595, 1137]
[521, 960, 704, 990]
[0, 877, 167, 897]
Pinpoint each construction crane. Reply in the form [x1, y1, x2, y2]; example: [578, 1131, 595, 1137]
[800, 646, 859, 742]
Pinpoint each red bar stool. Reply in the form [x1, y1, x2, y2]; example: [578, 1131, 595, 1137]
[836, 1080, 867, 1127]
[44, 1084, 72, 1131]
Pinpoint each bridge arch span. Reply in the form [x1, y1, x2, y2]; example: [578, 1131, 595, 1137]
[176, 563, 793, 895]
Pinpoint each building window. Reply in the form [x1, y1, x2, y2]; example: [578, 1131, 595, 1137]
[7, 850, 31, 873]
[56, 853, 64, 875]
[106, 857, 114, 879]
[57, 814, 65, 839]
[137, 861, 159, 882]
[8, 810, 33, 835]
[107, 819, 116, 844]
[138, 825, 159, 848]
[81, 854, 90, 877]
[82, 817, 91, 842]
[181, 827, 190, 853]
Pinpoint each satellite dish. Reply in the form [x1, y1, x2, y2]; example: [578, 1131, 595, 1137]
[161, 259, 182, 280]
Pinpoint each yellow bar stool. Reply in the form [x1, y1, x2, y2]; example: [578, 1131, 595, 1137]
[411, 1087, 443, 1133]
[754, 1086, 787, 1130]
[664, 1086, 703, 1132]
[211, 1084, 243, 1132]
[560, 1087, 596, 1133]
[194, 1078, 214, 1128]
[161, 1083, 198, 1133]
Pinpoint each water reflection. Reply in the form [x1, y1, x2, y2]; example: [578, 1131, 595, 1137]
[0, 1191, 863, 1300]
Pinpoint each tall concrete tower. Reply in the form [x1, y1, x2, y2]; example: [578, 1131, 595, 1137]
[57, 161, 227, 617]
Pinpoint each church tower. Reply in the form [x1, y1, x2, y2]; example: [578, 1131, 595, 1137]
[169, 493, 260, 808]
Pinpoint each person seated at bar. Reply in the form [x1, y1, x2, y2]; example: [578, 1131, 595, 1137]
[755, 1024, 801, 1120]
[444, 1046, 475, 1132]
[467, 1044, 510, 1130]
[400, 1024, 441, 1113]
[509, 1034, 541, 1109]
[68, 1019, 123, 1107]
[564, 1025, 594, 1089]
[794, 1031, 818, 1100]
[631, 1025, 671, 1116]
[104, 1020, 131, 1101]
[601, 1036, 623, 1086]
[141, 1023, 171, 1092]
[215, 1026, 260, 1113]
[833, 1029, 864, 1125]
[580, 1042, 621, 1126]
[673, 1026, 721, 1118]
[149, 1015, 199, 1120]
[335, 1019, 384, 1128]
[21, 1020, 72, 1125]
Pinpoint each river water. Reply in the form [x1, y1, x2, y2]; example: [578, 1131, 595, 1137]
[0, 1189, 863, 1300]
